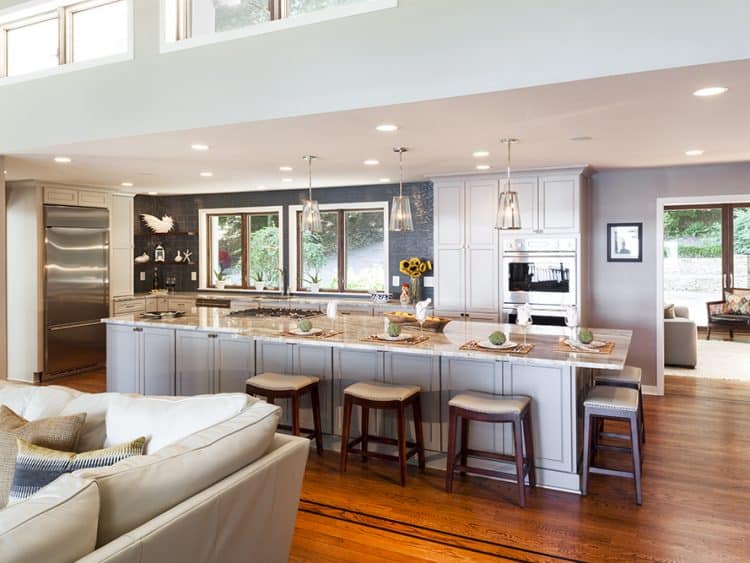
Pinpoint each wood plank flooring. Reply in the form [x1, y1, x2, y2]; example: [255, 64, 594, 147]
[50, 373, 750, 561]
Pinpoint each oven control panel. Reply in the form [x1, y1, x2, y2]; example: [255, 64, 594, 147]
[502, 237, 577, 253]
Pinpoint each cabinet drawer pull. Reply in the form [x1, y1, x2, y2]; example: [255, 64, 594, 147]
[132, 327, 143, 332]
[208, 334, 218, 339]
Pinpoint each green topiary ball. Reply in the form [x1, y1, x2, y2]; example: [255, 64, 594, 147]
[298, 319, 313, 333]
[578, 328, 594, 344]
[489, 331, 506, 346]
[387, 323, 402, 337]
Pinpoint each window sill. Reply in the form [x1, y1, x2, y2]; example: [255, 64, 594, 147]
[199, 288, 284, 294]
[290, 291, 380, 299]
[0, 51, 133, 88]
[160, 0, 397, 55]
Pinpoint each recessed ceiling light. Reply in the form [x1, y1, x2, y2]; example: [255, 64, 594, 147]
[282, 178, 293, 183]
[364, 159, 380, 166]
[191, 144, 210, 151]
[379, 178, 391, 183]
[376, 124, 398, 132]
[693, 86, 728, 97]
[685, 149, 704, 156]
[148, 191, 158, 196]
[121, 182, 134, 187]
[54, 157, 72, 163]
[476, 164, 491, 170]
[200, 171, 213, 177]
[279, 166, 293, 171]
[570, 136, 593, 142]
[472, 151, 490, 158]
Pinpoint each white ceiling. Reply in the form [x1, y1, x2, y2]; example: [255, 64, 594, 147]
[4, 59, 750, 194]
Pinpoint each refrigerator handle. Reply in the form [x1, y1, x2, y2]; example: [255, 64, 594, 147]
[48, 320, 104, 331]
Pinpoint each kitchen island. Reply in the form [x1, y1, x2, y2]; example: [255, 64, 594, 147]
[103, 309, 632, 492]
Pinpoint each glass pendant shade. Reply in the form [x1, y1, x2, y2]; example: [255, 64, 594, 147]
[390, 195, 414, 232]
[301, 198, 321, 233]
[496, 189, 522, 230]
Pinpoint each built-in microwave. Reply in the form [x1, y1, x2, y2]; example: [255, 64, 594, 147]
[501, 238, 578, 311]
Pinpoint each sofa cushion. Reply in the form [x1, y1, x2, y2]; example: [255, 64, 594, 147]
[725, 292, 750, 314]
[9, 437, 145, 504]
[0, 381, 80, 420]
[0, 406, 86, 508]
[664, 304, 676, 319]
[76, 399, 280, 547]
[0, 474, 99, 563]
[60, 393, 128, 452]
[103, 393, 252, 454]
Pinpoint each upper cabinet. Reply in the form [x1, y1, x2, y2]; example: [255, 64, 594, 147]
[110, 194, 135, 300]
[44, 185, 111, 209]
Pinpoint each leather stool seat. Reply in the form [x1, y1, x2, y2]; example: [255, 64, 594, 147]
[449, 392, 529, 415]
[246, 373, 319, 391]
[344, 381, 420, 402]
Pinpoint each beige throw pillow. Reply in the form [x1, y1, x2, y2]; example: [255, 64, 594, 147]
[664, 304, 676, 319]
[0, 405, 86, 508]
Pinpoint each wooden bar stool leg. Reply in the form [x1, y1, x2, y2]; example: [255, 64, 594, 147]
[445, 407, 458, 493]
[638, 386, 646, 444]
[523, 408, 537, 488]
[291, 391, 301, 437]
[310, 383, 323, 456]
[340, 396, 353, 474]
[512, 416, 526, 507]
[397, 402, 408, 486]
[360, 406, 369, 463]
[629, 412, 643, 506]
[581, 409, 592, 496]
[460, 417, 469, 473]
[412, 396, 426, 471]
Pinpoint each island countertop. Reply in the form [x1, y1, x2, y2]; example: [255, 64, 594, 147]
[103, 309, 631, 371]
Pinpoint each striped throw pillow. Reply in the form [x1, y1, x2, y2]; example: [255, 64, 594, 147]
[8, 436, 146, 504]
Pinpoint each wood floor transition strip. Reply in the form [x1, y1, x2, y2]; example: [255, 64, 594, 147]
[299, 499, 581, 563]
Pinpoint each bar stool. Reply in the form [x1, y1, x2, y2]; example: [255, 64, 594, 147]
[340, 381, 425, 486]
[445, 392, 536, 508]
[595, 365, 645, 443]
[581, 385, 642, 505]
[245, 373, 323, 456]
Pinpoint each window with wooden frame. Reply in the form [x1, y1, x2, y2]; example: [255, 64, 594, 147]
[165, 0, 380, 42]
[205, 209, 282, 290]
[0, 0, 128, 78]
[291, 203, 388, 293]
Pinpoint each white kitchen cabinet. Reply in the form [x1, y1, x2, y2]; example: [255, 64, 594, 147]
[433, 178, 498, 319]
[110, 194, 134, 299]
[113, 297, 146, 315]
[145, 296, 169, 312]
[43, 185, 111, 208]
[539, 175, 579, 232]
[333, 348, 384, 438]
[176, 330, 255, 396]
[509, 176, 539, 234]
[168, 297, 196, 312]
[106, 324, 174, 395]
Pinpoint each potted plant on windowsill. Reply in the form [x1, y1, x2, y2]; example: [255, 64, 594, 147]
[214, 270, 226, 290]
[306, 273, 321, 293]
[253, 272, 265, 292]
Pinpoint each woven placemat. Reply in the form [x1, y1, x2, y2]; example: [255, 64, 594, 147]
[280, 329, 342, 340]
[554, 337, 615, 355]
[362, 335, 430, 346]
[459, 341, 535, 355]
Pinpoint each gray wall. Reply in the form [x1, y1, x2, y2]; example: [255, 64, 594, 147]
[589, 162, 750, 386]
[134, 182, 433, 297]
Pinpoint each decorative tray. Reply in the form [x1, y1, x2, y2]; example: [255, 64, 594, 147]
[554, 337, 615, 355]
[460, 340, 535, 355]
[362, 334, 430, 346]
[384, 312, 452, 333]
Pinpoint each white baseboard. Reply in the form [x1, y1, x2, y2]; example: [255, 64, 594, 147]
[642, 384, 661, 396]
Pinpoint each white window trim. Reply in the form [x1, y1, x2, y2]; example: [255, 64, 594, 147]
[159, 0, 397, 55]
[288, 201, 389, 295]
[198, 205, 285, 292]
[0, 0, 133, 87]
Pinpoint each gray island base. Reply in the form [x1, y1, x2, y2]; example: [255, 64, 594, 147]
[103, 310, 632, 493]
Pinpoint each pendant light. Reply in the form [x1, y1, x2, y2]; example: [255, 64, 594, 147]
[389, 146, 414, 232]
[495, 138, 522, 230]
[301, 155, 321, 233]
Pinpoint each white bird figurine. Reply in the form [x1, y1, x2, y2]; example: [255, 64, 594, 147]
[141, 214, 175, 234]
[183, 250, 193, 264]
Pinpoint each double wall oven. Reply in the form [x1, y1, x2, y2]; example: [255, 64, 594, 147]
[501, 238, 577, 324]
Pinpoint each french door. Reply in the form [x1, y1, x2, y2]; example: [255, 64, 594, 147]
[664, 204, 750, 326]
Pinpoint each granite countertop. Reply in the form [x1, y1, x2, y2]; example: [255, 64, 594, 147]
[103, 309, 631, 371]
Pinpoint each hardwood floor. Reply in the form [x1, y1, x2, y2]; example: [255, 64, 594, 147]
[50, 373, 750, 561]
[291, 376, 750, 562]
[43, 369, 106, 393]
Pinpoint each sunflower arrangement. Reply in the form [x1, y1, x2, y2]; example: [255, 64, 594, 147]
[399, 257, 432, 278]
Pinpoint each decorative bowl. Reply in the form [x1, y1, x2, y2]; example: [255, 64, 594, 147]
[384, 312, 452, 333]
[369, 292, 391, 304]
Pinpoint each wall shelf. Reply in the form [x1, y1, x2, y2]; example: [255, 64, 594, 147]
[135, 231, 197, 237]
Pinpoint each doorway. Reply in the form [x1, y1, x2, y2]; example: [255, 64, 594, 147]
[662, 202, 750, 381]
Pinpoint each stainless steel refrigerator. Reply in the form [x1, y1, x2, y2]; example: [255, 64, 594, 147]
[45, 205, 109, 378]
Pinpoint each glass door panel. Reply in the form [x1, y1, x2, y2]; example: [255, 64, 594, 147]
[663, 208, 723, 326]
[733, 207, 750, 289]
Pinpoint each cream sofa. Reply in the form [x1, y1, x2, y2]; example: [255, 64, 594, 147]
[0, 381, 309, 563]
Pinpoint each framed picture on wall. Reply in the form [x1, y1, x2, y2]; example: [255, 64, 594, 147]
[607, 223, 643, 262]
